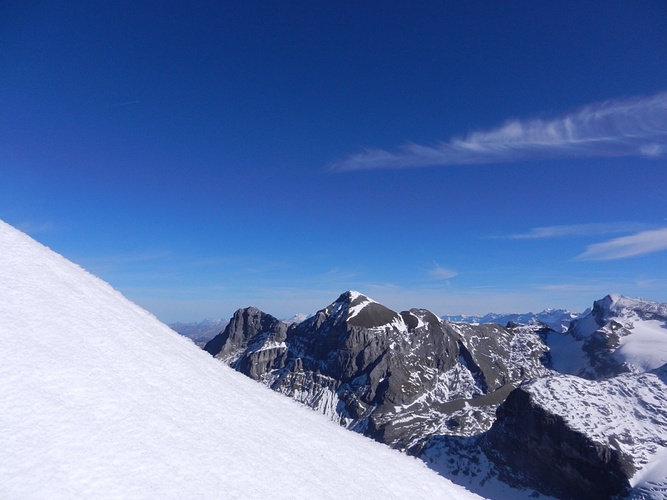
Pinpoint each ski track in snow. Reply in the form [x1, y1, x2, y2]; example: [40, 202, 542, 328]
[0, 220, 480, 500]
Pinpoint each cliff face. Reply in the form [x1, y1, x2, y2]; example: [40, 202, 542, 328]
[485, 386, 630, 499]
[484, 367, 667, 499]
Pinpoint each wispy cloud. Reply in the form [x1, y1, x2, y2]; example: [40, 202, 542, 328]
[576, 227, 667, 260]
[429, 263, 457, 280]
[494, 222, 651, 240]
[112, 100, 140, 107]
[331, 91, 667, 171]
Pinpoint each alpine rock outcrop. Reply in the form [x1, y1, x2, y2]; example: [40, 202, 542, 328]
[544, 294, 667, 379]
[205, 291, 550, 448]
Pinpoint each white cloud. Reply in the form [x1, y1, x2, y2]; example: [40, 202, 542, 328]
[331, 91, 667, 171]
[429, 264, 458, 280]
[640, 143, 664, 157]
[576, 227, 667, 261]
[496, 222, 651, 240]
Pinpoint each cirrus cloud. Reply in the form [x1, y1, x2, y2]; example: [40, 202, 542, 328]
[429, 264, 458, 280]
[576, 227, 667, 261]
[493, 222, 652, 240]
[331, 91, 667, 171]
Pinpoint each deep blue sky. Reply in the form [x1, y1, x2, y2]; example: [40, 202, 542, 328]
[2, 1, 667, 322]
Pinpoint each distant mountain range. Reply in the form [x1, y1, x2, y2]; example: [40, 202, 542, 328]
[204, 291, 667, 499]
[442, 308, 582, 333]
[169, 314, 309, 347]
[168, 319, 228, 346]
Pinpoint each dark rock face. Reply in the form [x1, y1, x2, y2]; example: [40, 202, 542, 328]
[204, 307, 288, 380]
[482, 365, 667, 499]
[205, 291, 550, 450]
[485, 387, 631, 499]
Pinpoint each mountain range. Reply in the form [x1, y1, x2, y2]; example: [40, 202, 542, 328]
[442, 308, 582, 333]
[204, 291, 667, 498]
[4, 216, 667, 499]
[168, 318, 228, 346]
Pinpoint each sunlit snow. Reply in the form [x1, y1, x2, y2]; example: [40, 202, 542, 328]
[614, 320, 667, 372]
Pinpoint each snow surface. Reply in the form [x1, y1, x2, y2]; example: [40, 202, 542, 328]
[615, 320, 667, 372]
[0, 220, 480, 500]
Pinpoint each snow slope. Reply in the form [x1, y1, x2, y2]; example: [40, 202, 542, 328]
[614, 319, 667, 372]
[0, 220, 479, 500]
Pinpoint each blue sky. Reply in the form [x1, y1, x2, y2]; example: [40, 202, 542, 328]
[2, 1, 667, 322]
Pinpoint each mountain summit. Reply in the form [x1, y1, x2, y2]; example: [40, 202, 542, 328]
[547, 293, 667, 378]
[205, 291, 550, 448]
[0, 220, 478, 500]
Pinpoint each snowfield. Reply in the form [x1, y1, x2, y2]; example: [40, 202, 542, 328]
[614, 319, 667, 372]
[0, 220, 479, 500]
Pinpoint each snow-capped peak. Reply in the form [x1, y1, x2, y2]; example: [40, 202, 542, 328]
[548, 294, 667, 378]
[283, 312, 310, 325]
[594, 294, 667, 319]
[570, 294, 667, 340]
[346, 291, 379, 320]
[346, 289, 368, 302]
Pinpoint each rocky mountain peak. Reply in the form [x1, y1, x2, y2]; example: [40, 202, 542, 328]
[321, 290, 403, 329]
[204, 306, 287, 365]
[544, 294, 667, 380]
[571, 294, 667, 340]
[593, 294, 667, 321]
